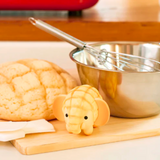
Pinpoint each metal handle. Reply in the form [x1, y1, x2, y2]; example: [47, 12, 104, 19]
[29, 17, 86, 49]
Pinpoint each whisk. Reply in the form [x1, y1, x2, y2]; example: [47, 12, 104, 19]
[29, 17, 160, 72]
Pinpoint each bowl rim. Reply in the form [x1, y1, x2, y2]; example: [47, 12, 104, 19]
[69, 42, 160, 73]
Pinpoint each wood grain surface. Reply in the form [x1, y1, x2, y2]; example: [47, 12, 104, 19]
[8, 68, 160, 155]
[0, 0, 160, 41]
[11, 115, 160, 155]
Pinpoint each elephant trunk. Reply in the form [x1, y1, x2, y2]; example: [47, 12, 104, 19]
[66, 123, 81, 134]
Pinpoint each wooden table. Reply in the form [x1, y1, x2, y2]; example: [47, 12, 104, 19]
[0, 0, 160, 41]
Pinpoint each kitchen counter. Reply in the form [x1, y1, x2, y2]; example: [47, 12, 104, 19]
[0, 41, 160, 160]
[1, 136, 160, 160]
[0, 0, 160, 41]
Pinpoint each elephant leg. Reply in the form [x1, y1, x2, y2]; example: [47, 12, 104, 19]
[83, 126, 93, 135]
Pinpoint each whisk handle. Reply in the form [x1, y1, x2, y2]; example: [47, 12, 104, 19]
[29, 17, 86, 49]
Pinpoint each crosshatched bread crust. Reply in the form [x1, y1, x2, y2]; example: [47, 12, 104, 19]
[63, 85, 102, 125]
[0, 59, 77, 121]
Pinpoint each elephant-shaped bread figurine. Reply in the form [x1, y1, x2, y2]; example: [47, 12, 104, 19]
[52, 85, 110, 135]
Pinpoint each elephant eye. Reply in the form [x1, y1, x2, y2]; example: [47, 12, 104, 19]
[84, 116, 88, 120]
[65, 113, 68, 117]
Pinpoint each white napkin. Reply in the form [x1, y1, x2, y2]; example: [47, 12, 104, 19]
[0, 119, 55, 142]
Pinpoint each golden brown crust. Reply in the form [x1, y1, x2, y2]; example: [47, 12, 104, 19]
[0, 59, 77, 121]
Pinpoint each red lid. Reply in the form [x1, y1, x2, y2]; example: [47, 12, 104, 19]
[0, 0, 99, 10]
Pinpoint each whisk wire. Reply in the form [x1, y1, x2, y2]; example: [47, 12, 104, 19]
[87, 47, 160, 72]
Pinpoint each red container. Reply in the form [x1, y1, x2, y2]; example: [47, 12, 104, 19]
[0, 0, 99, 10]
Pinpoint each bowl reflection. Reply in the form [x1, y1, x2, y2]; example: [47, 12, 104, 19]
[70, 42, 160, 118]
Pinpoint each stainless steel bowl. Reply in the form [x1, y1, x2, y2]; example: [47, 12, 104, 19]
[70, 42, 160, 118]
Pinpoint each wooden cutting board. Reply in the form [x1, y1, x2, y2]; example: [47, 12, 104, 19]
[11, 115, 160, 155]
[10, 69, 160, 155]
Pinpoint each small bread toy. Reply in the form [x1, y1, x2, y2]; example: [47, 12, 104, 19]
[53, 85, 110, 135]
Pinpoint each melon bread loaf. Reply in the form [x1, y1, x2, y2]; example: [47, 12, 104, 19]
[0, 59, 77, 121]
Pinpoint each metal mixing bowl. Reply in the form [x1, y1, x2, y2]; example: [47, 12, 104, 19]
[70, 42, 160, 118]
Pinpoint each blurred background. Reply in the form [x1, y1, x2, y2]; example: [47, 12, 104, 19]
[0, 0, 159, 69]
[0, 0, 160, 42]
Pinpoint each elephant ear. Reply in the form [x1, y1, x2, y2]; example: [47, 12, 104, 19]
[52, 95, 66, 121]
[94, 98, 110, 127]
